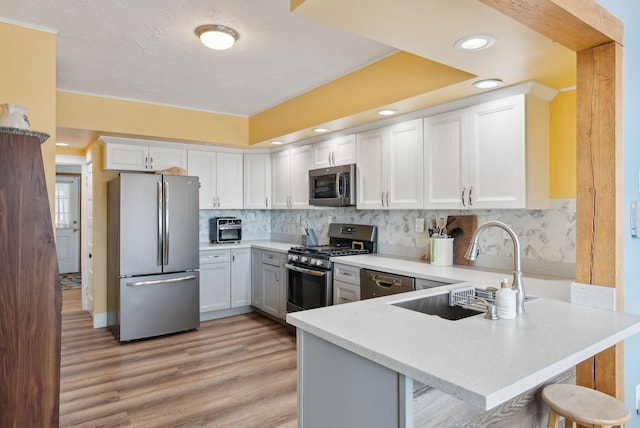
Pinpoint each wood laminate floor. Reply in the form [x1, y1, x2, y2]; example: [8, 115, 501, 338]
[60, 308, 298, 427]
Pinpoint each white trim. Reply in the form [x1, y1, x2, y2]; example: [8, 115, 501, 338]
[55, 154, 85, 165]
[93, 312, 108, 328]
[0, 17, 58, 34]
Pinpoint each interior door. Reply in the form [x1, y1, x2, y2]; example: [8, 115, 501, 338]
[55, 175, 80, 274]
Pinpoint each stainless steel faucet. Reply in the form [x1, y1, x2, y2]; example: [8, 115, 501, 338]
[464, 221, 526, 314]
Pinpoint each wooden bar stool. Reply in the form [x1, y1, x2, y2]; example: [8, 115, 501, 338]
[542, 384, 631, 428]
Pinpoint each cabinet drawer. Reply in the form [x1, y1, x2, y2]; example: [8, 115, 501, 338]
[200, 250, 230, 265]
[261, 251, 284, 266]
[333, 263, 360, 285]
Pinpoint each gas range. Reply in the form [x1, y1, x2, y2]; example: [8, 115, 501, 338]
[287, 245, 370, 270]
[286, 223, 377, 270]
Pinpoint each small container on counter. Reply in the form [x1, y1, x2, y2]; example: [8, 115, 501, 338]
[496, 277, 516, 319]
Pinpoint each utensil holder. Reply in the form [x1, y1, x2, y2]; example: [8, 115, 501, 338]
[430, 237, 454, 266]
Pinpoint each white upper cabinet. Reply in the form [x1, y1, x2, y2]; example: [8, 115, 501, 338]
[356, 119, 423, 209]
[424, 90, 550, 210]
[102, 138, 188, 172]
[188, 150, 243, 209]
[272, 146, 312, 209]
[244, 153, 272, 209]
[312, 134, 356, 168]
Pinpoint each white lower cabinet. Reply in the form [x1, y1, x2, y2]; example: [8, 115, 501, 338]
[199, 250, 231, 312]
[251, 249, 286, 320]
[333, 263, 360, 305]
[200, 248, 251, 317]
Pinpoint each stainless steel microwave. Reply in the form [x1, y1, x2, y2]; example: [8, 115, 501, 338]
[309, 163, 356, 207]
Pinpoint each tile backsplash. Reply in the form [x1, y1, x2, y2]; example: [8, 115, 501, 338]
[200, 198, 576, 278]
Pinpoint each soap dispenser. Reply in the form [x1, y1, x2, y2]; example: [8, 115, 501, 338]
[496, 277, 516, 319]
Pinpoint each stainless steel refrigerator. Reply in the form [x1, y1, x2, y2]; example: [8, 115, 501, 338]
[107, 173, 200, 342]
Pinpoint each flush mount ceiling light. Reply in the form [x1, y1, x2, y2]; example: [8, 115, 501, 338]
[377, 109, 398, 116]
[195, 25, 239, 50]
[55, 142, 68, 146]
[313, 127, 329, 133]
[270, 141, 283, 145]
[472, 79, 503, 89]
[454, 35, 496, 51]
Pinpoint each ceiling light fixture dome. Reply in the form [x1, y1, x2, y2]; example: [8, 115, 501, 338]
[472, 79, 503, 89]
[196, 25, 239, 50]
[454, 35, 496, 51]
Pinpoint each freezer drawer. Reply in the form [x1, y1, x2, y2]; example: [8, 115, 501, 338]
[114, 272, 200, 342]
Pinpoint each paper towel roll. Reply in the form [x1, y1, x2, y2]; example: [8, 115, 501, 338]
[430, 238, 454, 266]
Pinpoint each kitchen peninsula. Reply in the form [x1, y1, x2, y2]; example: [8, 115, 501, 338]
[287, 255, 640, 427]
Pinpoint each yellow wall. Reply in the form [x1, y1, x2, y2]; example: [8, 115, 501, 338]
[249, 51, 474, 144]
[0, 22, 57, 212]
[549, 90, 577, 198]
[57, 91, 249, 148]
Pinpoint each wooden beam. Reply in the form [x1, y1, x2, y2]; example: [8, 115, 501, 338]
[574, 41, 624, 398]
[479, 0, 623, 51]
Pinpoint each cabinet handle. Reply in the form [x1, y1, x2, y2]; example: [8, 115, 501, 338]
[386, 191, 390, 207]
[342, 272, 353, 276]
[265, 196, 269, 208]
[150, 157, 154, 170]
[145, 156, 149, 170]
[328, 152, 332, 166]
[469, 186, 473, 207]
[381, 192, 385, 207]
[232, 252, 235, 262]
[461, 188, 466, 207]
[333, 152, 336, 165]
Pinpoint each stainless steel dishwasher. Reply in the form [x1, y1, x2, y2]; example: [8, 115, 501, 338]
[360, 269, 415, 299]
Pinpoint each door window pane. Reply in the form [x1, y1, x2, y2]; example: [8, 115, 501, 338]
[55, 181, 72, 228]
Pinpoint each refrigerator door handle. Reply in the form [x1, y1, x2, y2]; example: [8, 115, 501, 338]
[157, 180, 163, 266]
[164, 180, 170, 265]
[126, 275, 197, 287]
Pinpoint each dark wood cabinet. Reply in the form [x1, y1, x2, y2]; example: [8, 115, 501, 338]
[0, 129, 61, 427]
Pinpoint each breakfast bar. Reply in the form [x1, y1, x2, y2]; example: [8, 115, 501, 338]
[287, 256, 640, 427]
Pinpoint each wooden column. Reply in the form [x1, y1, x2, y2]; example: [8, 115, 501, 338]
[0, 129, 61, 426]
[575, 41, 624, 398]
[479, 0, 625, 399]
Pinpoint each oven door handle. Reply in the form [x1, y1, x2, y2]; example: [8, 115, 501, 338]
[286, 263, 327, 277]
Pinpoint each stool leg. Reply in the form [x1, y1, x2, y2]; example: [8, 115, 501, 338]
[547, 409, 561, 428]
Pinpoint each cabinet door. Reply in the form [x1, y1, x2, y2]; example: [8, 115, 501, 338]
[290, 146, 311, 209]
[216, 152, 244, 209]
[311, 140, 333, 169]
[332, 134, 356, 166]
[423, 109, 469, 209]
[271, 150, 291, 209]
[251, 249, 263, 308]
[333, 280, 360, 305]
[104, 143, 149, 171]
[356, 128, 385, 209]
[199, 262, 231, 312]
[188, 150, 217, 209]
[468, 95, 526, 208]
[261, 263, 282, 318]
[244, 154, 272, 209]
[386, 119, 423, 209]
[231, 248, 251, 307]
[148, 146, 188, 172]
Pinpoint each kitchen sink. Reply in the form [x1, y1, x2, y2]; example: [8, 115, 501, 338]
[390, 293, 484, 321]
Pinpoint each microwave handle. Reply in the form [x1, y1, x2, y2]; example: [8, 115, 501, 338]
[338, 173, 347, 198]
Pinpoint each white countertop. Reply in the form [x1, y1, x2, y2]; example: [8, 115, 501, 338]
[199, 240, 292, 253]
[287, 254, 640, 410]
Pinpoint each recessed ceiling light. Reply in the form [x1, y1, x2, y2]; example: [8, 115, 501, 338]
[55, 142, 68, 146]
[270, 141, 283, 145]
[377, 109, 398, 116]
[472, 79, 503, 89]
[313, 127, 329, 133]
[195, 25, 239, 50]
[454, 35, 496, 51]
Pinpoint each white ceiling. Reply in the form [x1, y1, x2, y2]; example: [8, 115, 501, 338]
[0, 0, 397, 116]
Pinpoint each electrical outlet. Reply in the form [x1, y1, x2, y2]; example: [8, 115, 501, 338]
[296, 214, 301, 224]
[636, 384, 640, 414]
[327, 215, 333, 224]
[415, 218, 425, 233]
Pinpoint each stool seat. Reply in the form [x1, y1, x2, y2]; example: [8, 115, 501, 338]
[542, 384, 631, 428]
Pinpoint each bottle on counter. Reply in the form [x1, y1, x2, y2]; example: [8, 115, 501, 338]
[496, 277, 516, 319]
